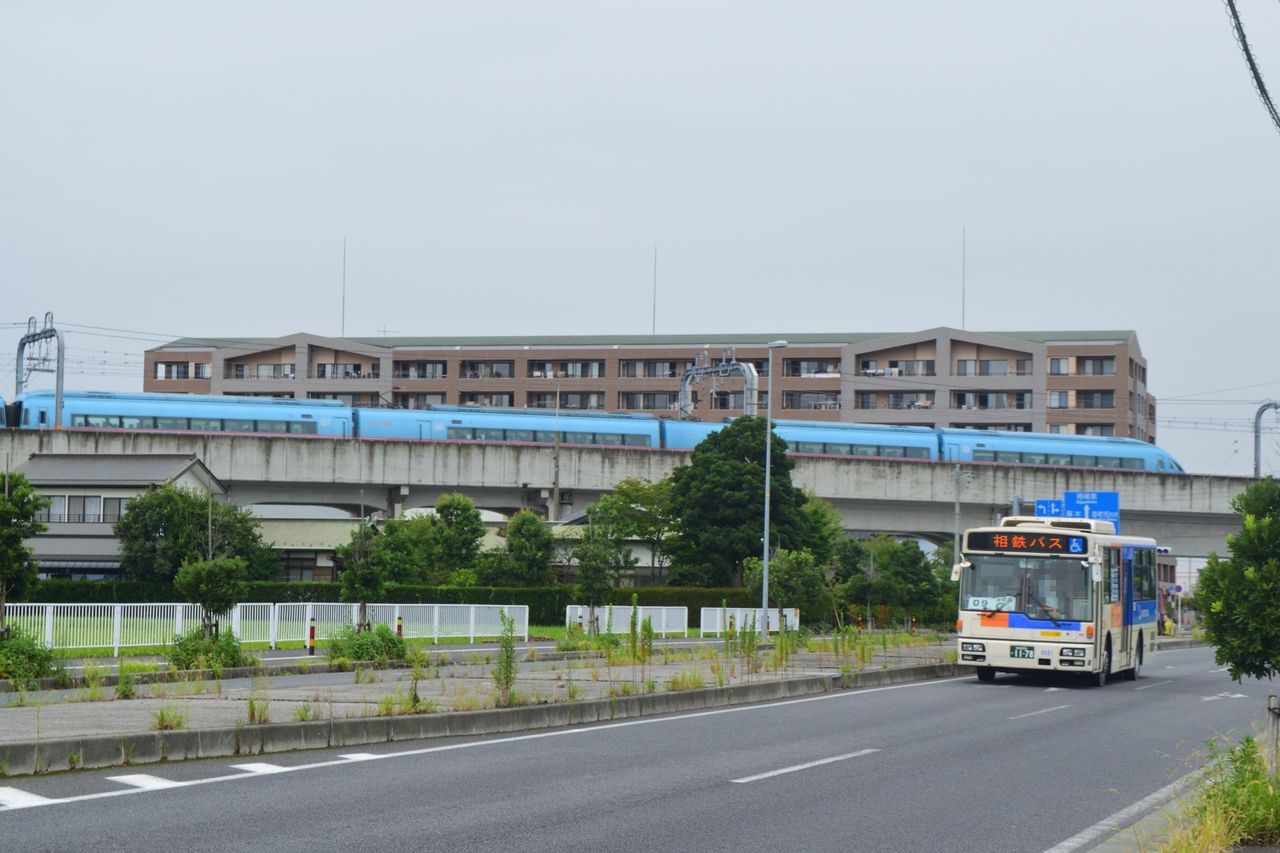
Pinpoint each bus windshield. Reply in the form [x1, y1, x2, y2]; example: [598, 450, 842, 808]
[959, 554, 1093, 623]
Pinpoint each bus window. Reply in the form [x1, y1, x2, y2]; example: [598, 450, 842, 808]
[1105, 550, 1121, 603]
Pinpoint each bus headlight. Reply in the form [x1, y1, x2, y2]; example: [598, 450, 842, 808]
[1060, 647, 1086, 657]
[962, 642, 985, 652]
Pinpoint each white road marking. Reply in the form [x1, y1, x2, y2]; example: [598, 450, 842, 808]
[1007, 704, 1071, 721]
[230, 763, 289, 774]
[1211, 667, 1230, 673]
[1044, 768, 1205, 853]
[340, 753, 380, 761]
[1202, 692, 1247, 702]
[0, 676, 972, 811]
[731, 749, 880, 783]
[106, 774, 181, 790]
[1133, 680, 1174, 691]
[1044, 687, 1061, 692]
[0, 788, 54, 808]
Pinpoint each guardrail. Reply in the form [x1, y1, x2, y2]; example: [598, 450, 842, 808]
[4, 602, 530, 656]
[698, 607, 799, 636]
[564, 605, 688, 637]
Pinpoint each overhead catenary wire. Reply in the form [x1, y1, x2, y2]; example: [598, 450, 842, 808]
[1224, 0, 1280, 139]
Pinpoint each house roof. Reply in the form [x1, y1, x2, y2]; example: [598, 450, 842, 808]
[16, 453, 225, 493]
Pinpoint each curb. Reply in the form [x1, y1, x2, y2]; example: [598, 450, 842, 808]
[0, 663, 963, 777]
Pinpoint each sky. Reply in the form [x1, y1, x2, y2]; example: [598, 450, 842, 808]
[2, 1, 1279, 477]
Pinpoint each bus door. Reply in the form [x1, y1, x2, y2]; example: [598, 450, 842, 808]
[1102, 547, 1123, 648]
[1120, 547, 1135, 660]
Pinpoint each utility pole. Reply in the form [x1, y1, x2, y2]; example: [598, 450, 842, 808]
[1256, 402, 1280, 478]
[15, 313, 65, 426]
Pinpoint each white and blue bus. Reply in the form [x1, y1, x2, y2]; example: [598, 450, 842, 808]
[952, 517, 1159, 686]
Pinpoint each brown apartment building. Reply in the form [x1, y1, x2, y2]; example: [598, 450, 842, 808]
[143, 328, 1156, 441]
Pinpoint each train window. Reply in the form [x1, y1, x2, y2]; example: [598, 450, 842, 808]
[507, 429, 534, 442]
[289, 422, 318, 435]
[905, 447, 931, 459]
[447, 427, 474, 440]
[476, 428, 504, 441]
[881, 446, 906, 458]
[534, 431, 558, 443]
[852, 444, 877, 456]
[1097, 456, 1121, 469]
[1071, 455, 1097, 467]
[121, 416, 156, 429]
[1121, 457, 1145, 470]
[972, 450, 996, 462]
[1047, 453, 1072, 465]
[157, 417, 188, 430]
[39, 410, 48, 425]
[623, 434, 652, 447]
[256, 421, 288, 434]
[71, 415, 87, 427]
[85, 415, 122, 428]
[1023, 453, 1046, 464]
[826, 444, 852, 455]
[795, 442, 824, 454]
[190, 418, 222, 431]
[597, 433, 623, 445]
[564, 432, 594, 444]
[225, 419, 254, 432]
[995, 452, 1020, 463]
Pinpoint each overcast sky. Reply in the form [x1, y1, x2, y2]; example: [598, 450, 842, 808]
[2, 2, 1278, 477]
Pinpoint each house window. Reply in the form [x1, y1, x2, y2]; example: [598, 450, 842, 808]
[154, 361, 189, 380]
[1049, 357, 1070, 375]
[1078, 424, 1116, 436]
[1078, 391, 1115, 409]
[1049, 391, 1070, 409]
[1078, 357, 1116, 376]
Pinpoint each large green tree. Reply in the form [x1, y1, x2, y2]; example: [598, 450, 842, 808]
[1196, 477, 1280, 681]
[431, 493, 486, 577]
[0, 473, 49, 632]
[501, 510, 556, 586]
[594, 478, 676, 582]
[174, 557, 248, 638]
[743, 548, 825, 621]
[841, 535, 941, 623]
[667, 416, 812, 587]
[114, 485, 273, 582]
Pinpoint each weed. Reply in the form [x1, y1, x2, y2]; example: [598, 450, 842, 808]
[119, 740, 135, 766]
[565, 683, 580, 701]
[116, 667, 136, 700]
[246, 694, 271, 725]
[0, 751, 8, 776]
[67, 748, 81, 770]
[151, 704, 188, 731]
[492, 610, 517, 707]
[51, 665, 75, 691]
[667, 671, 705, 691]
[646, 679, 656, 694]
[353, 667, 381, 684]
[80, 664, 104, 702]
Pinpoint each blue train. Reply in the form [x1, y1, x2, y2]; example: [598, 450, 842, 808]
[1, 389, 1186, 473]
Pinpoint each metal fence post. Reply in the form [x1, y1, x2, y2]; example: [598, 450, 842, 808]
[112, 605, 122, 658]
[175, 604, 184, 638]
[231, 605, 242, 638]
[44, 604, 54, 648]
[304, 602, 314, 646]
[269, 604, 278, 651]
[432, 604, 440, 645]
[468, 605, 476, 643]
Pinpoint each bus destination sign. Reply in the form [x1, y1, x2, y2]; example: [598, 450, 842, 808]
[966, 531, 1087, 555]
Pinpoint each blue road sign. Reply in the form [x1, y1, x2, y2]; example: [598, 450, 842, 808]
[1034, 500, 1064, 517]
[1062, 491, 1120, 532]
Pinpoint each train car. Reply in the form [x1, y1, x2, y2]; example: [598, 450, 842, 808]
[772, 419, 940, 459]
[0, 395, 6, 429]
[659, 418, 722, 450]
[13, 390, 353, 437]
[354, 405, 662, 448]
[937, 428, 1183, 473]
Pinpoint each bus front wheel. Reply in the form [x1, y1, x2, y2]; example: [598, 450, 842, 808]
[976, 667, 996, 683]
[1095, 642, 1111, 687]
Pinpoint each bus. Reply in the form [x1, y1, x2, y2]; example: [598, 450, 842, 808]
[951, 516, 1159, 686]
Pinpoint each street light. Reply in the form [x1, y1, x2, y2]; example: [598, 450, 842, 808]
[761, 339, 788, 641]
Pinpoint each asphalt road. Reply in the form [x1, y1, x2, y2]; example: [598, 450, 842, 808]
[0, 646, 1262, 853]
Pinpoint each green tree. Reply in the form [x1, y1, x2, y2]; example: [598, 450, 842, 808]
[174, 557, 248, 638]
[838, 535, 942, 626]
[1196, 477, 1280, 681]
[743, 548, 825, 620]
[800, 494, 845, 570]
[571, 503, 639, 611]
[595, 478, 676, 582]
[503, 510, 556, 586]
[337, 523, 385, 630]
[667, 417, 813, 587]
[114, 485, 270, 582]
[0, 473, 48, 633]
[432, 493, 486, 577]
[831, 537, 870, 584]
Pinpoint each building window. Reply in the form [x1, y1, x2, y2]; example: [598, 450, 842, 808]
[1078, 391, 1115, 409]
[393, 392, 445, 408]
[393, 361, 446, 379]
[103, 497, 130, 523]
[620, 392, 678, 410]
[1078, 357, 1115, 376]
[194, 363, 211, 379]
[1078, 424, 1115, 436]
[785, 359, 841, 377]
[460, 392, 514, 407]
[461, 361, 513, 379]
[67, 495, 102, 523]
[855, 392, 878, 410]
[710, 391, 746, 411]
[888, 393, 934, 410]
[1049, 357, 1070, 375]
[560, 392, 605, 410]
[955, 359, 1008, 376]
[1049, 391, 1070, 409]
[782, 391, 840, 410]
[1048, 424, 1069, 435]
[1015, 359, 1032, 376]
[154, 361, 189, 380]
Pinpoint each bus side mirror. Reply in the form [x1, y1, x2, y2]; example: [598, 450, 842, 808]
[950, 561, 972, 582]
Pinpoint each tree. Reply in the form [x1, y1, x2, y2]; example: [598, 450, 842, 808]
[570, 503, 639, 628]
[0, 473, 48, 634]
[667, 416, 813, 587]
[1196, 477, 1280, 681]
[839, 535, 942, 626]
[174, 557, 248, 638]
[114, 485, 270, 583]
[432, 493, 486, 577]
[800, 494, 845, 570]
[743, 548, 825, 620]
[594, 478, 676, 582]
[503, 510, 556, 586]
[337, 522, 385, 630]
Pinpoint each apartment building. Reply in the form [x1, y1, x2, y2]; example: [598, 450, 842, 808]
[143, 328, 1156, 441]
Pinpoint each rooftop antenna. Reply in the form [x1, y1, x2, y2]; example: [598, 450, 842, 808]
[651, 245, 658, 335]
[341, 238, 347, 338]
[961, 226, 967, 330]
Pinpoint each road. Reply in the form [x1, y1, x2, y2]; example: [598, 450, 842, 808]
[0, 646, 1261, 852]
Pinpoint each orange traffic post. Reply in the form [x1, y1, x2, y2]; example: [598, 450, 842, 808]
[396, 615, 403, 636]
[308, 616, 316, 656]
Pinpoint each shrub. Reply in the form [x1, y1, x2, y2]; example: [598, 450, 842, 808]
[0, 629, 55, 686]
[325, 623, 405, 664]
[166, 628, 257, 672]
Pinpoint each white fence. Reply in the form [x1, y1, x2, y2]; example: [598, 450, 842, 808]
[698, 607, 800, 636]
[564, 605, 688, 637]
[3, 602, 530, 656]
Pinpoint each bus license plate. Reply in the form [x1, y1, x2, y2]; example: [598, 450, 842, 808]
[1010, 645, 1035, 659]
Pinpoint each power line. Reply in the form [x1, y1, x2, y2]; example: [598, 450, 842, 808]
[1224, 0, 1280, 139]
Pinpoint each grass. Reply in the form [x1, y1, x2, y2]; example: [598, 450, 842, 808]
[1158, 735, 1280, 851]
[150, 704, 188, 731]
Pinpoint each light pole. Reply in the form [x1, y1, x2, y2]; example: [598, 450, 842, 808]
[761, 339, 788, 640]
